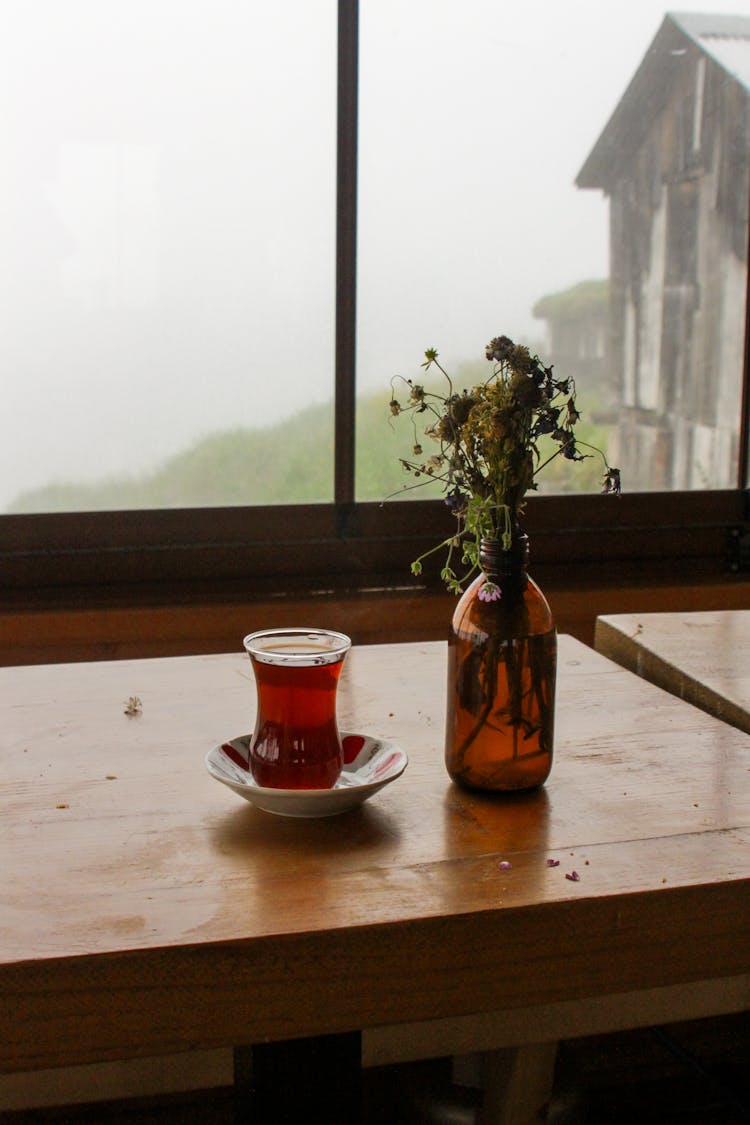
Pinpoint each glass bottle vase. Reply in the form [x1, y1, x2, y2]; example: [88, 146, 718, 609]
[445, 534, 556, 791]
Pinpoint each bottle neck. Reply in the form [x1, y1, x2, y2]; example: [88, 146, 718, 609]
[480, 535, 529, 585]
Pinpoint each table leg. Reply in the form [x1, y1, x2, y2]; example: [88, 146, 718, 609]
[478, 1042, 558, 1125]
[234, 1031, 362, 1123]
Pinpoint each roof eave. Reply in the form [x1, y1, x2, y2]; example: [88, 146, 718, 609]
[576, 14, 692, 191]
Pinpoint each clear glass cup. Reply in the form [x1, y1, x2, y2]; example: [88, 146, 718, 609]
[243, 628, 351, 790]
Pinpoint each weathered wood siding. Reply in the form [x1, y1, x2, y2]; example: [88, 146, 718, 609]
[610, 46, 750, 490]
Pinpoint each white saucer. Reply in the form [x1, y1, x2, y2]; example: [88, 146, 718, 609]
[205, 732, 408, 817]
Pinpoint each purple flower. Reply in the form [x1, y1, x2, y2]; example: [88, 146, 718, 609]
[477, 580, 501, 603]
[444, 488, 467, 514]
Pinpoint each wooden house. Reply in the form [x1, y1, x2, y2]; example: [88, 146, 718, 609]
[532, 279, 615, 419]
[577, 12, 750, 491]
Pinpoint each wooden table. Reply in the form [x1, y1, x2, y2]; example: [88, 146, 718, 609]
[2, 638, 750, 1123]
[595, 610, 750, 735]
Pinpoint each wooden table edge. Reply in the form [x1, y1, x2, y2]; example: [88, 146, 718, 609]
[3, 972, 748, 1115]
[594, 614, 750, 735]
[3, 876, 749, 1075]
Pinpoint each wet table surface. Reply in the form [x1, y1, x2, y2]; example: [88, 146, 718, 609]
[2, 635, 749, 1114]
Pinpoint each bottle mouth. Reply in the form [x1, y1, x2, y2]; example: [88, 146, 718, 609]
[480, 534, 530, 574]
[243, 628, 351, 666]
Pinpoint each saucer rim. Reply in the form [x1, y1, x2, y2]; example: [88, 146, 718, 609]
[205, 731, 407, 802]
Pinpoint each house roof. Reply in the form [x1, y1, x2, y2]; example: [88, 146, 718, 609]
[674, 11, 750, 86]
[577, 11, 750, 190]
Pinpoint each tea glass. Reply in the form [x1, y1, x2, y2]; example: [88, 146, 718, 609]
[243, 628, 352, 790]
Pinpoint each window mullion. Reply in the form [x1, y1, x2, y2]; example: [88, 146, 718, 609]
[334, 0, 359, 507]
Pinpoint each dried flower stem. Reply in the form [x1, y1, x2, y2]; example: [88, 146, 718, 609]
[388, 335, 620, 591]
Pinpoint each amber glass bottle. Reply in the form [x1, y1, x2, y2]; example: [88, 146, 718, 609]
[445, 535, 556, 791]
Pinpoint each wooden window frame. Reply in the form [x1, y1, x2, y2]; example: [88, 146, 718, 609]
[2, 0, 750, 617]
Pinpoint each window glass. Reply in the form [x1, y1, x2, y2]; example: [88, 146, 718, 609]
[357, 0, 750, 500]
[1, 1, 336, 513]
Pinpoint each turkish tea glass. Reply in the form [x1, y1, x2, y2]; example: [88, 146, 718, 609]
[243, 628, 351, 789]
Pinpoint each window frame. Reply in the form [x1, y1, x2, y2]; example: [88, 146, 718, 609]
[2, 0, 750, 611]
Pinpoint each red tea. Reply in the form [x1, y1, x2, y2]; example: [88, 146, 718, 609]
[244, 630, 350, 790]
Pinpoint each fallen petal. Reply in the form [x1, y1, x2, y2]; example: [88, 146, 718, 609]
[498, 860, 513, 871]
[565, 871, 580, 882]
[546, 858, 560, 868]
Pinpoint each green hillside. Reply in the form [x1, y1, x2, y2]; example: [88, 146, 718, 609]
[7, 386, 612, 513]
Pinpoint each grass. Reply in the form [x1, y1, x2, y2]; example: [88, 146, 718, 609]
[6, 388, 613, 513]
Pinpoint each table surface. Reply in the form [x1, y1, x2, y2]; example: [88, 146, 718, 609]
[595, 609, 750, 735]
[2, 636, 750, 1075]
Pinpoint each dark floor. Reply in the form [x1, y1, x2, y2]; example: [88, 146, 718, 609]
[2, 1014, 749, 1124]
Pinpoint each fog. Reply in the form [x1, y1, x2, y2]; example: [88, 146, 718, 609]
[2, 0, 749, 509]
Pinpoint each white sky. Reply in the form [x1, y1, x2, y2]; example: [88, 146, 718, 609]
[1, 1, 750, 507]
